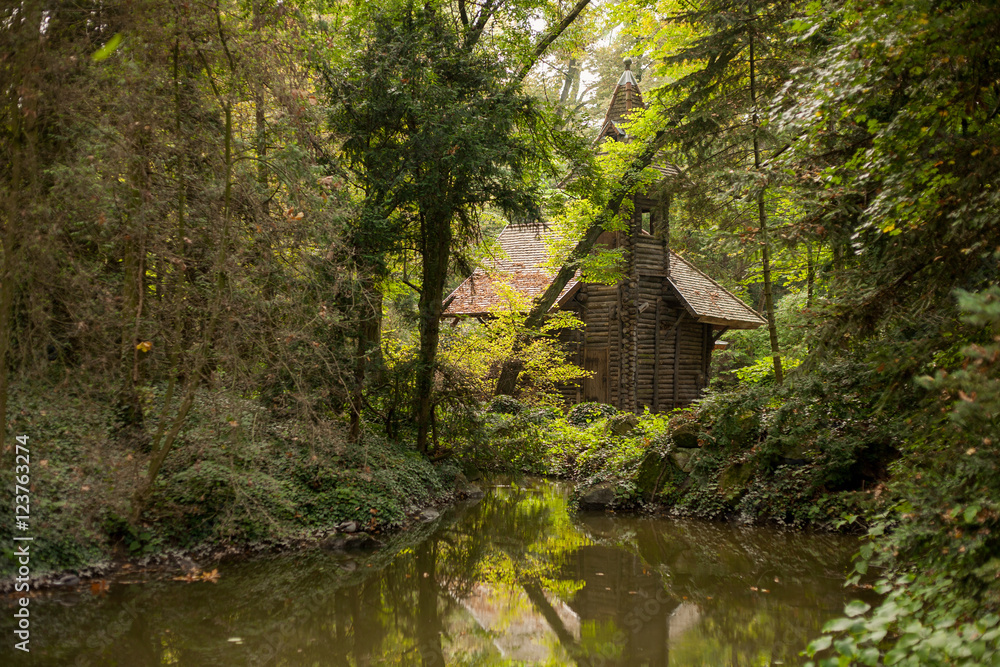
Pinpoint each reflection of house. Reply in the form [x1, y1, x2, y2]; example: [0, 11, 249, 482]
[444, 61, 764, 412]
[452, 582, 580, 663]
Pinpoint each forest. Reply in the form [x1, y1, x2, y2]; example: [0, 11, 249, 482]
[1, 0, 999, 664]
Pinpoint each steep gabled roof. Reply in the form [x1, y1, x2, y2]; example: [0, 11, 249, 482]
[443, 226, 765, 330]
[667, 253, 767, 330]
[443, 61, 764, 331]
[443, 225, 578, 316]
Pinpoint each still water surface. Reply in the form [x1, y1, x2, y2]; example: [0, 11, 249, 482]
[10, 478, 868, 665]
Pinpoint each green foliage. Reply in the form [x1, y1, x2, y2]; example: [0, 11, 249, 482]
[567, 402, 620, 426]
[441, 285, 588, 404]
[485, 395, 525, 416]
[803, 287, 1000, 665]
[776, 0, 1000, 342]
[734, 355, 802, 385]
[466, 409, 552, 474]
[0, 380, 453, 577]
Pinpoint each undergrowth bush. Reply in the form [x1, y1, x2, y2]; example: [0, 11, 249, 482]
[803, 287, 1000, 666]
[0, 381, 453, 576]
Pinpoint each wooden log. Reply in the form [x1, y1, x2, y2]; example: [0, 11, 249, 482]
[673, 319, 681, 409]
[653, 298, 661, 412]
[617, 284, 623, 409]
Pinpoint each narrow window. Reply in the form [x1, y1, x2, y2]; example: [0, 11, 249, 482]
[641, 210, 652, 234]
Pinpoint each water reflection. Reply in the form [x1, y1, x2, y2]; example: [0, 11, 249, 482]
[5, 479, 868, 666]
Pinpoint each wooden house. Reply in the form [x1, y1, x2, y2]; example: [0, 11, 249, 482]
[443, 61, 765, 412]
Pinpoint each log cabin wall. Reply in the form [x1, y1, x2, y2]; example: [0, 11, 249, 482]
[554, 196, 711, 413]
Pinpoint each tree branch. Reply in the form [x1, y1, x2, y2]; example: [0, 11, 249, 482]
[514, 0, 591, 83]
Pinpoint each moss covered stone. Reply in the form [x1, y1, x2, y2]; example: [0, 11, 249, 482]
[718, 462, 753, 500]
[671, 421, 702, 449]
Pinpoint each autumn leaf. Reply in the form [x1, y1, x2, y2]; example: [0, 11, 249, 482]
[92, 34, 123, 62]
[200, 569, 221, 583]
[136, 341, 153, 352]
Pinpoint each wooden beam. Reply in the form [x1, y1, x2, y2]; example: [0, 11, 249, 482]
[653, 297, 661, 412]
[672, 317, 681, 409]
[711, 326, 730, 343]
[664, 309, 687, 337]
[617, 283, 624, 409]
[701, 323, 711, 391]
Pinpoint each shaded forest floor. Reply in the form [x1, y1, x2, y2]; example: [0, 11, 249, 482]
[0, 379, 467, 580]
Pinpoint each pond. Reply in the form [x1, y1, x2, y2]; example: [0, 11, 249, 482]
[5, 478, 870, 665]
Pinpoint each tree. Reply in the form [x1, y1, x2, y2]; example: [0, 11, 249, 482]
[327, 0, 591, 452]
[639, 0, 801, 384]
[776, 0, 1000, 346]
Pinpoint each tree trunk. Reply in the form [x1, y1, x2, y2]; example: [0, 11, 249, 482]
[559, 57, 577, 106]
[806, 242, 815, 309]
[349, 276, 382, 442]
[415, 210, 452, 453]
[0, 122, 20, 466]
[748, 9, 783, 385]
[117, 129, 151, 451]
[0, 1, 42, 463]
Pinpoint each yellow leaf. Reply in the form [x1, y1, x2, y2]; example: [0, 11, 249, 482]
[92, 34, 123, 62]
[136, 341, 153, 352]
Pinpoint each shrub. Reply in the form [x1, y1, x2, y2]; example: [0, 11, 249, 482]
[567, 402, 619, 427]
[486, 395, 525, 415]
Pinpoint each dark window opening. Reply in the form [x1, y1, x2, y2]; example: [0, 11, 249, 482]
[641, 210, 652, 234]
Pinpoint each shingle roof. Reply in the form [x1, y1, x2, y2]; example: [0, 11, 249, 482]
[596, 59, 645, 145]
[667, 253, 767, 329]
[443, 225, 579, 316]
[443, 226, 765, 330]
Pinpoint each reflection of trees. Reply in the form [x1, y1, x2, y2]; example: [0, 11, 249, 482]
[576, 513, 877, 666]
[417, 540, 444, 667]
[435, 482, 556, 599]
[521, 577, 588, 663]
[7, 480, 870, 667]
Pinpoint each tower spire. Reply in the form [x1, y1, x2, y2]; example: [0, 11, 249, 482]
[596, 58, 645, 144]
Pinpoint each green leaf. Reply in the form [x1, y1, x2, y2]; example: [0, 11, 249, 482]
[846, 600, 872, 617]
[824, 617, 854, 633]
[807, 635, 833, 656]
[859, 647, 881, 665]
[965, 504, 981, 523]
[92, 33, 124, 62]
